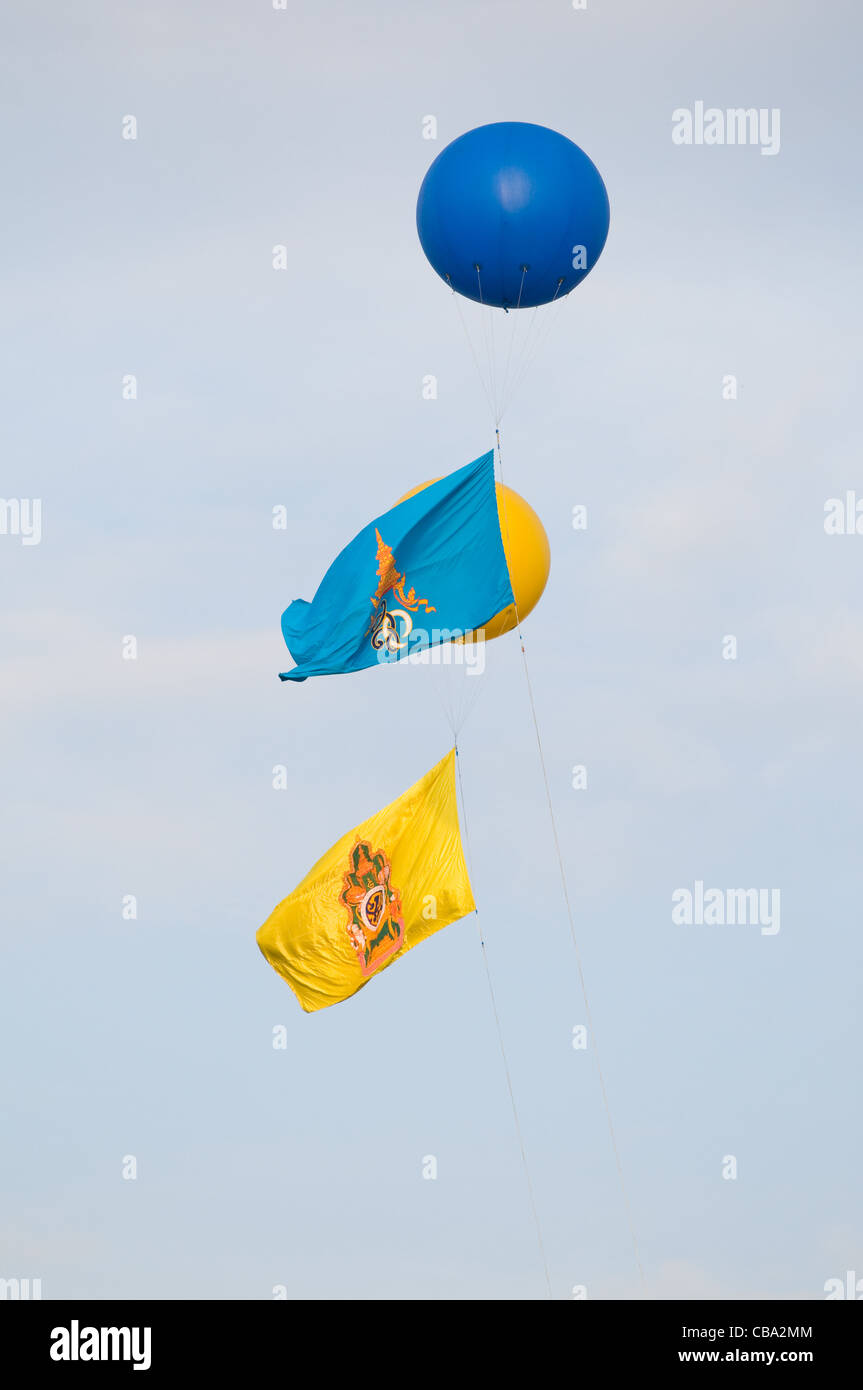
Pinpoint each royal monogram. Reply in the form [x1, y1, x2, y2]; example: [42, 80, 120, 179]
[340, 841, 405, 976]
[367, 529, 435, 653]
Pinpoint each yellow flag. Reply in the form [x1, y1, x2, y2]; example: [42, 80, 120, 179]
[256, 749, 475, 1012]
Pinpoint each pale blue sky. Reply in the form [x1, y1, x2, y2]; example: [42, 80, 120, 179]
[1, 0, 861, 1299]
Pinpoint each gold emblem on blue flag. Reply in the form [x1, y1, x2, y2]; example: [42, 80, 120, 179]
[368, 528, 436, 654]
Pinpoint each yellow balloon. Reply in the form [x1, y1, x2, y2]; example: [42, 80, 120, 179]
[397, 478, 550, 641]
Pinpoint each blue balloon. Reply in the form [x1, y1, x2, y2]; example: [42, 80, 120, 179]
[416, 122, 610, 310]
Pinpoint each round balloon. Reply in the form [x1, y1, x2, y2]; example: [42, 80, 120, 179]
[416, 121, 609, 309]
[398, 478, 550, 640]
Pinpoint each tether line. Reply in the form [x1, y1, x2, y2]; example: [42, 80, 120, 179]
[500, 278, 567, 419]
[447, 274, 495, 424]
[454, 742, 554, 1300]
[496, 265, 527, 422]
[494, 427, 648, 1297]
[475, 265, 500, 422]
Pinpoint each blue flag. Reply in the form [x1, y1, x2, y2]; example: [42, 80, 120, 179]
[279, 451, 514, 681]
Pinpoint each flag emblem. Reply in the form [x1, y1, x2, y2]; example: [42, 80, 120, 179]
[368, 528, 435, 654]
[340, 841, 404, 977]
